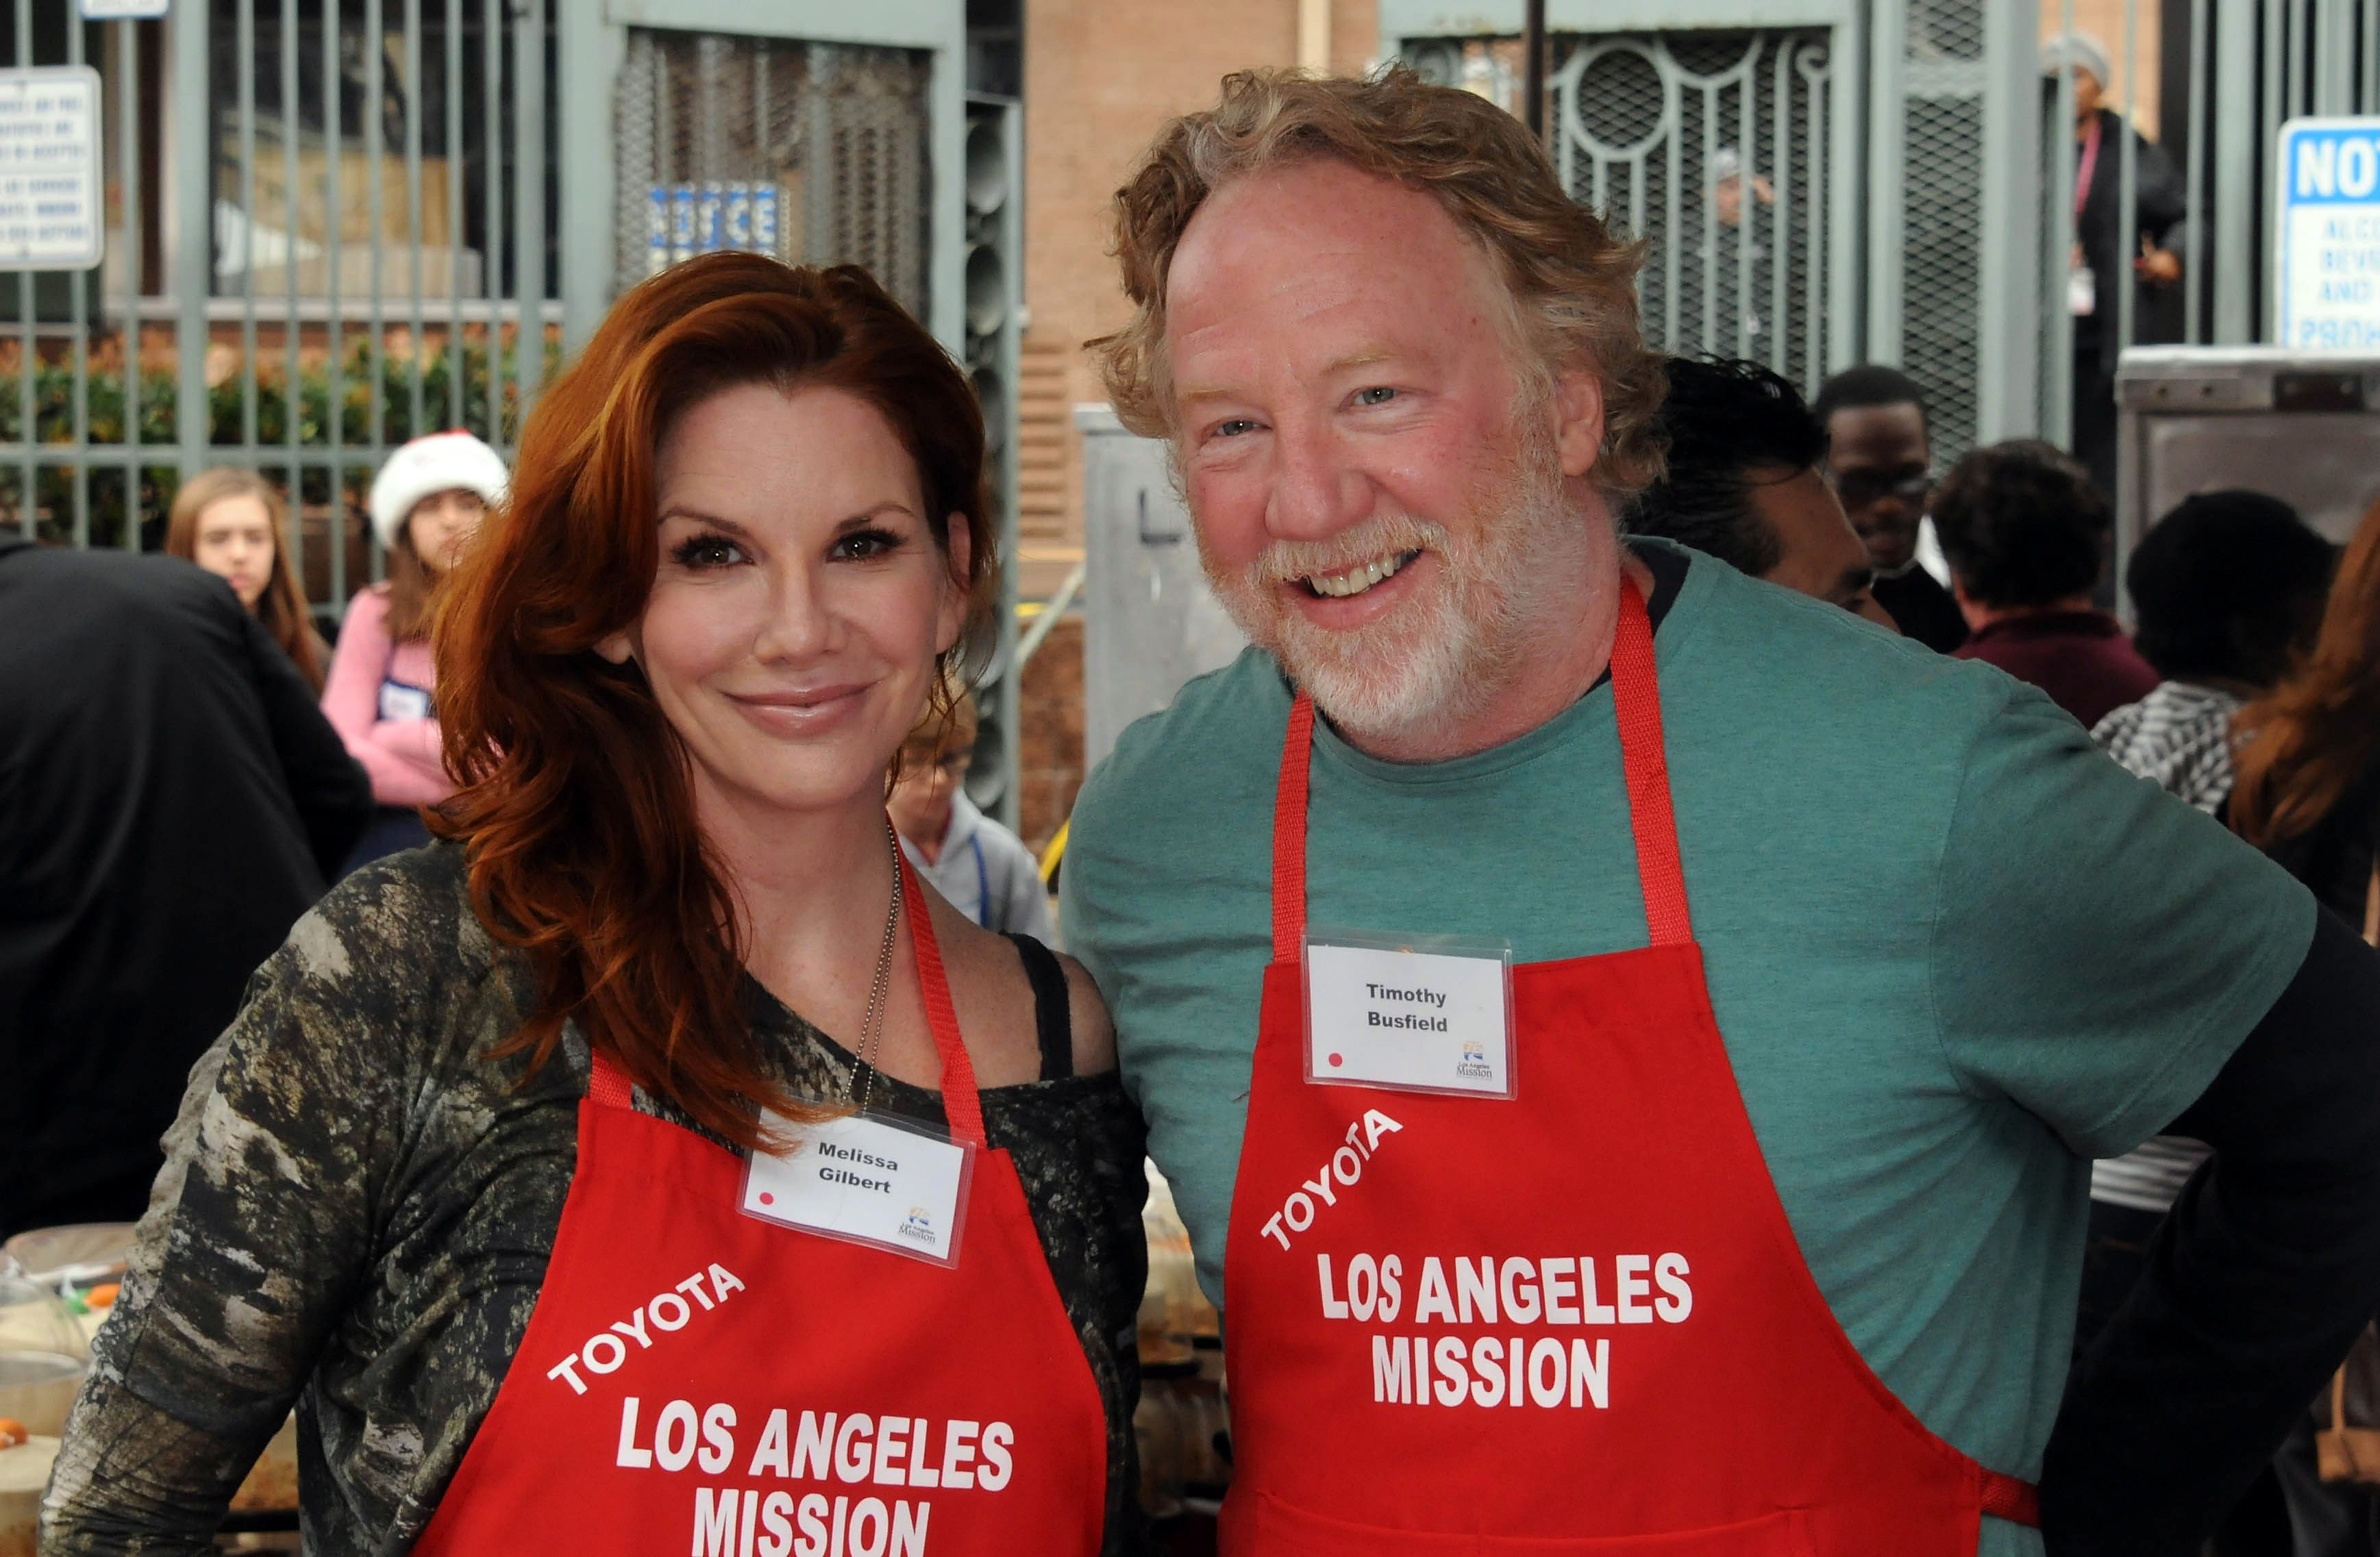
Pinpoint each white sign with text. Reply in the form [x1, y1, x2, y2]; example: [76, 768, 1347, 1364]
[0, 68, 100, 271]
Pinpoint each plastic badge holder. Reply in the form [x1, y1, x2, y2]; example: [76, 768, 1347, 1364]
[1302, 925, 1517, 1101]
[741, 1108, 978, 1269]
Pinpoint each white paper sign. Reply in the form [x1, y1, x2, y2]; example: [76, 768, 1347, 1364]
[1304, 932, 1514, 1099]
[741, 1110, 974, 1267]
[0, 68, 101, 271]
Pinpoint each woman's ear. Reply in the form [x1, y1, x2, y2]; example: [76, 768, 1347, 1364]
[595, 630, 634, 666]
[935, 514, 974, 655]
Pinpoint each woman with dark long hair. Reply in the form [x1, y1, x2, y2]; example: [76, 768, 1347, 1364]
[45, 253, 1145, 1555]
[2232, 500, 2380, 924]
[164, 467, 330, 693]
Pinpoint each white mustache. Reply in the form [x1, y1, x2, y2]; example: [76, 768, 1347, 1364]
[1245, 516, 1448, 588]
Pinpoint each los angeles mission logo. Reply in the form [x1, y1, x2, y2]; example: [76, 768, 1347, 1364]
[897, 1207, 938, 1245]
[545, 1263, 1017, 1554]
[1454, 1039, 1492, 1080]
[1264, 1111, 1698, 1413]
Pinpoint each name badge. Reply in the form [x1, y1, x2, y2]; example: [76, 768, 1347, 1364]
[1304, 927, 1515, 1099]
[378, 679, 433, 722]
[2067, 262, 2096, 317]
[740, 1110, 977, 1267]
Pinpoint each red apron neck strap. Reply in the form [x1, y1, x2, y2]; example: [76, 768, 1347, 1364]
[1610, 572, 1694, 947]
[586, 1049, 636, 1109]
[1268, 571, 1691, 956]
[1272, 691, 1317, 962]
[585, 854, 987, 1147]
[899, 848, 988, 1147]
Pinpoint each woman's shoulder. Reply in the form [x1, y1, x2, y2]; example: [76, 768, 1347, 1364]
[290, 842, 522, 1030]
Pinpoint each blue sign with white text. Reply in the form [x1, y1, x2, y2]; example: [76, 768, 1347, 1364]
[2277, 119, 2380, 349]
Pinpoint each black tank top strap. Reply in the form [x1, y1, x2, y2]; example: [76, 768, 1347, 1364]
[1004, 932, 1074, 1080]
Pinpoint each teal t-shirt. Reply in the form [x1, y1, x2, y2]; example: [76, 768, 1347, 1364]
[1062, 545, 2315, 1555]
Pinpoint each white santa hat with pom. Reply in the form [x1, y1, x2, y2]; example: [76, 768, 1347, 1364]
[368, 430, 509, 550]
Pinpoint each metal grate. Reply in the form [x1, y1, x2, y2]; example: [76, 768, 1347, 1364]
[1904, 90, 1985, 461]
[1407, 29, 1835, 394]
[0, 0, 554, 622]
[1896, 0, 1988, 462]
[614, 29, 928, 321]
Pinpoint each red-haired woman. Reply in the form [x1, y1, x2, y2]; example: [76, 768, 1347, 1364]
[2224, 506, 2380, 1557]
[2232, 501, 2380, 925]
[45, 255, 1145, 1556]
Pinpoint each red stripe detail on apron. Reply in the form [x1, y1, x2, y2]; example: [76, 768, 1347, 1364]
[1271, 690, 1317, 962]
[901, 848, 988, 1147]
[1609, 573, 1694, 947]
[1982, 1469, 2042, 1527]
[585, 1051, 635, 1110]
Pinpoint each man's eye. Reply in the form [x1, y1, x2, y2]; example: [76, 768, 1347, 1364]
[1354, 386, 1398, 407]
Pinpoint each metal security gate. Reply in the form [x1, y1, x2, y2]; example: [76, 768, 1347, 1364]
[612, 32, 932, 321]
[1872, 0, 2044, 462]
[0, 0, 557, 619]
[1402, 25, 1844, 397]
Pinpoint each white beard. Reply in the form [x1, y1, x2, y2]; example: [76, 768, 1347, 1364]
[1198, 423, 1582, 749]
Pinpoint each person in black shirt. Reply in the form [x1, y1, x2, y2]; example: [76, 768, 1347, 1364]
[0, 532, 371, 1235]
[1813, 364, 1971, 653]
[1631, 356, 1895, 627]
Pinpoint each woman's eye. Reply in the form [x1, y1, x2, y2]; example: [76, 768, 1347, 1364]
[1213, 419, 1259, 439]
[671, 534, 744, 569]
[831, 527, 902, 561]
[1354, 386, 1397, 407]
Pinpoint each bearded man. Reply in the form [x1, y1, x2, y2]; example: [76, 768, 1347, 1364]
[1061, 68, 2380, 1556]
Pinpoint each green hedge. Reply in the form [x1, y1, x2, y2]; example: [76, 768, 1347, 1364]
[8, 337, 549, 550]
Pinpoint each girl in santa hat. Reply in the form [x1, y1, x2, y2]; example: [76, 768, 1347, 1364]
[321, 429, 508, 872]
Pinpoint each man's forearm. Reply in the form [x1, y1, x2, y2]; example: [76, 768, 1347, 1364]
[2042, 908, 2380, 1552]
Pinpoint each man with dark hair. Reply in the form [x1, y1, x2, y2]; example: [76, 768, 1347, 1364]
[2094, 490, 2335, 812]
[1631, 358, 1894, 626]
[1933, 438, 2157, 728]
[1813, 363, 1969, 652]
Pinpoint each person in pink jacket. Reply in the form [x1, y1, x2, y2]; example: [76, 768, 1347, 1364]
[322, 430, 508, 873]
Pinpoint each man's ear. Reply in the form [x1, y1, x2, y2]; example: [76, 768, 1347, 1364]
[936, 515, 974, 654]
[1552, 365, 1608, 479]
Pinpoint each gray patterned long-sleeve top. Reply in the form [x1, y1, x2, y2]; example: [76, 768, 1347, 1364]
[40, 844, 1148, 1555]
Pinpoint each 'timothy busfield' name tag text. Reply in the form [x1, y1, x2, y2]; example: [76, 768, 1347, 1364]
[1365, 982, 1448, 1032]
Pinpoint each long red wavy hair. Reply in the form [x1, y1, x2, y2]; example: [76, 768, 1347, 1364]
[2231, 499, 2380, 848]
[429, 253, 996, 1145]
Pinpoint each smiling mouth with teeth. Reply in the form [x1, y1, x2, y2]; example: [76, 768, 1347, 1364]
[1301, 549, 1423, 599]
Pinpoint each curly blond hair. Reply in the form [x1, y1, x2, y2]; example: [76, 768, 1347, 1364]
[1091, 65, 1666, 499]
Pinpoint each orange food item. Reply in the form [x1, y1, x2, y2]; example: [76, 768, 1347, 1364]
[83, 1284, 118, 1310]
[0, 1419, 26, 1449]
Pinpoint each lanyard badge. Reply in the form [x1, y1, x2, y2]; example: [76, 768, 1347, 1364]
[1302, 926, 1516, 1099]
[741, 1109, 978, 1267]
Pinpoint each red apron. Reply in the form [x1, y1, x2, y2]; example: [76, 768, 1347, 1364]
[416, 854, 1108, 1557]
[1219, 580, 2040, 1553]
